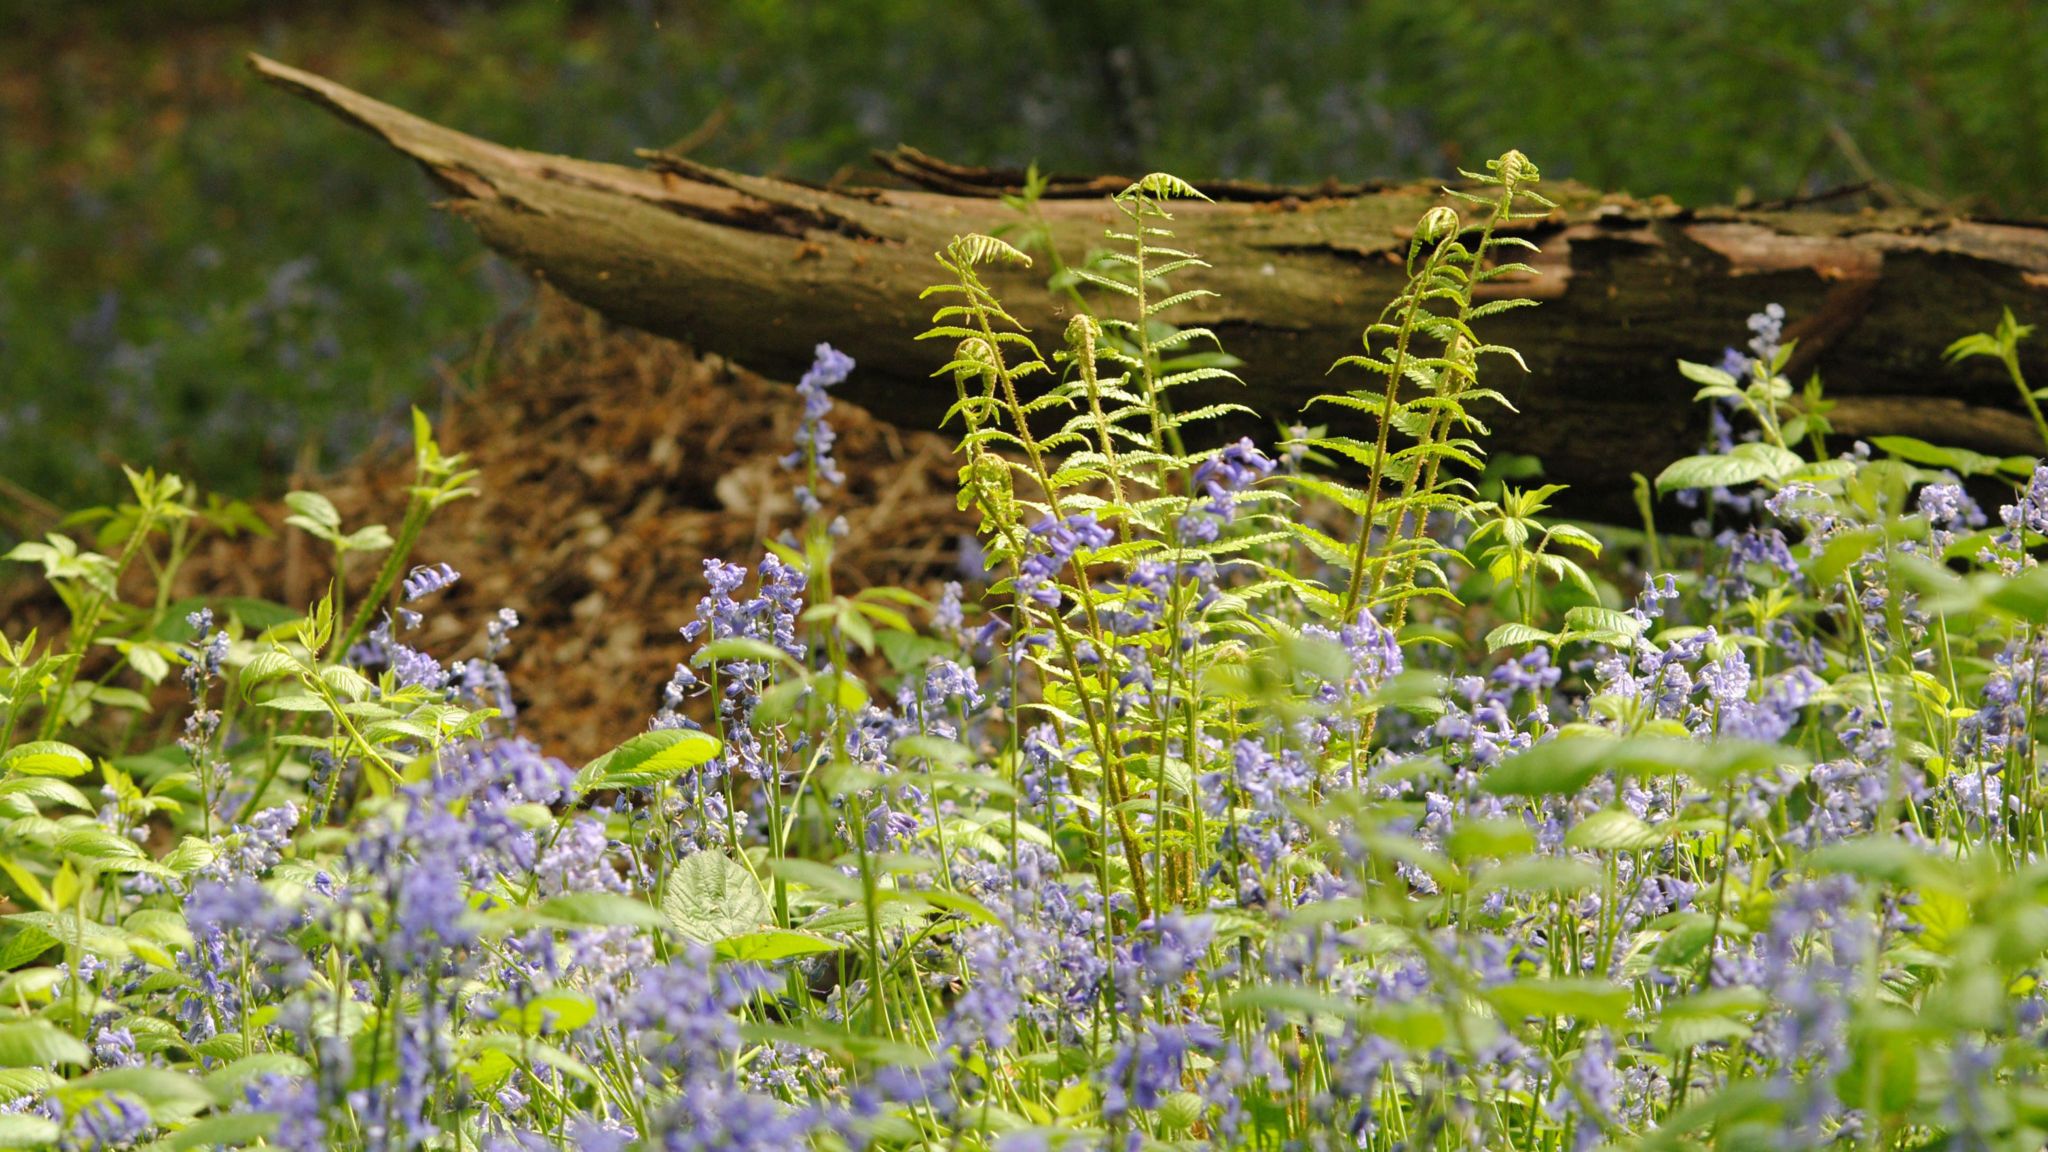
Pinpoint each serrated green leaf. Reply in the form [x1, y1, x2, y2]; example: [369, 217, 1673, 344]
[661, 852, 771, 944]
[577, 728, 723, 794]
[0, 1020, 88, 1068]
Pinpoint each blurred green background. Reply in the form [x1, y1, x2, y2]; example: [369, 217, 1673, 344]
[4, 0, 2042, 510]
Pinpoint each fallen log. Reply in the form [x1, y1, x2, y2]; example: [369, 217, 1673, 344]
[250, 54, 2048, 522]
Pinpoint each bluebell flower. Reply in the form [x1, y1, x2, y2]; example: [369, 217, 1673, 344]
[627, 947, 773, 1072]
[1017, 513, 1113, 608]
[241, 1074, 325, 1152]
[387, 858, 476, 973]
[187, 876, 297, 945]
[781, 343, 854, 515]
[1178, 437, 1275, 541]
[1746, 302, 1786, 364]
[932, 581, 965, 638]
[401, 561, 461, 602]
[1130, 912, 1215, 993]
[864, 798, 922, 851]
[916, 656, 983, 714]
[537, 816, 625, 895]
[1101, 1022, 1221, 1119]
[942, 926, 1024, 1051]
[62, 1093, 151, 1150]
[1547, 1030, 1620, 1152]
[91, 1026, 139, 1069]
[390, 643, 450, 691]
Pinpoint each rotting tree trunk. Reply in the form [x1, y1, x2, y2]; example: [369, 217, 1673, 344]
[251, 55, 2048, 523]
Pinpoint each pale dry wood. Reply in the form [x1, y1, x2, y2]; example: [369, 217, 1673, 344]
[251, 54, 2048, 520]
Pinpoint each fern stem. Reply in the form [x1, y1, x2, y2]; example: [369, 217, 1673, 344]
[950, 259, 1154, 921]
[1379, 166, 1538, 631]
[1337, 239, 1458, 623]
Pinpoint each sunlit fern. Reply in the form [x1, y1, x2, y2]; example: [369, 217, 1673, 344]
[1289, 150, 1554, 632]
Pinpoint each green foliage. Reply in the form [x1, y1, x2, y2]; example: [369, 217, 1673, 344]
[7, 114, 2048, 1150]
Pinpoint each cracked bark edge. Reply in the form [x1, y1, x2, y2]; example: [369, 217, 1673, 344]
[251, 54, 2048, 522]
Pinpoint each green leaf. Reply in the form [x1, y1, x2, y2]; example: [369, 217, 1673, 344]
[537, 893, 669, 931]
[54, 1067, 213, 1114]
[1984, 565, 2048, 624]
[0, 741, 92, 778]
[166, 1111, 279, 1151]
[200, 1052, 311, 1104]
[1870, 435, 2001, 476]
[661, 852, 771, 944]
[0, 1114, 57, 1147]
[1565, 808, 1665, 852]
[1486, 977, 1632, 1025]
[0, 1021, 88, 1068]
[1676, 359, 1739, 389]
[281, 491, 342, 541]
[1561, 606, 1643, 639]
[1484, 622, 1555, 653]
[715, 929, 843, 963]
[491, 989, 598, 1035]
[577, 729, 723, 794]
[1807, 837, 1965, 894]
[56, 827, 147, 863]
[691, 637, 801, 671]
[1654, 442, 1802, 492]
[891, 735, 972, 768]
[1476, 858, 1599, 895]
[1480, 736, 1613, 796]
[0, 1068, 60, 1101]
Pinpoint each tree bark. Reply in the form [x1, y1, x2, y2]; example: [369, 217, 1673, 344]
[251, 54, 2048, 522]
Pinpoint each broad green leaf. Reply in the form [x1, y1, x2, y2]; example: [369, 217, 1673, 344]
[0, 741, 91, 779]
[1565, 808, 1665, 852]
[0, 1020, 88, 1068]
[492, 989, 598, 1035]
[537, 893, 669, 931]
[1870, 435, 2001, 476]
[1486, 977, 1632, 1025]
[1484, 622, 1555, 653]
[54, 1067, 213, 1114]
[0, 1114, 57, 1147]
[166, 1111, 279, 1151]
[661, 852, 771, 944]
[577, 728, 723, 794]
[1984, 565, 2048, 624]
[200, 1052, 310, 1103]
[1477, 858, 1599, 895]
[0, 1067, 59, 1100]
[1480, 736, 1612, 796]
[716, 929, 842, 963]
[1654, 442, 1802, 493]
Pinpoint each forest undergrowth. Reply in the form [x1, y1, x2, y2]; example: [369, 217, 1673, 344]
[4, 151, 2048, 1152]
